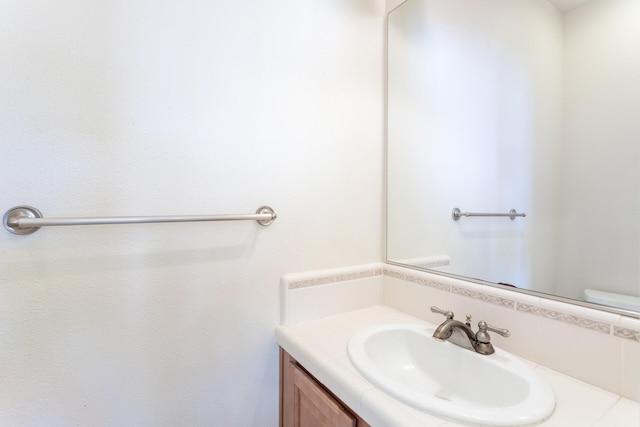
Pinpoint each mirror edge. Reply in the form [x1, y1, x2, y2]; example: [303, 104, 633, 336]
[385, 261, 640, 319]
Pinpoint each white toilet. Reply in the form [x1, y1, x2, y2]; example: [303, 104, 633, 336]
[583, 289, 640, 312]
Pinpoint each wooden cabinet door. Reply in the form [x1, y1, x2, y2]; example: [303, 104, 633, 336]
[292, 364, 356, 427]
[281, 349, 370, 427]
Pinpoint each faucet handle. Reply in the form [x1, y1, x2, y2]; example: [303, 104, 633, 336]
[476, 321, 511, 343]
[431, 306, 454, 319]
[485, 323, 511, 337]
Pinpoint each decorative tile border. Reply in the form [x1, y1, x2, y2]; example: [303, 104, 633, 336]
[451, 286, 515, 309]
[383, 265, 640, 341]
[383, 268, 451, 291]
[405, 274, 451, 292]
[516, 303, 611, 334]
[287, 267, 383, 290]
[451, 285, 515, 309]
[613, 326, 640, 342]
[335, 268, 383, 283]
[383, 269, 404, 280]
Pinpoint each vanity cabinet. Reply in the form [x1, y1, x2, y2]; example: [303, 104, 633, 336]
[280, 348, 371, 427]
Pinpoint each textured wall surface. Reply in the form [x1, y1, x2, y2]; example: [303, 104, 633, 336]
[0, 1, 385, 425]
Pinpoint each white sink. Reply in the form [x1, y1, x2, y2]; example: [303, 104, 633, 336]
[348, 323, 555, 426]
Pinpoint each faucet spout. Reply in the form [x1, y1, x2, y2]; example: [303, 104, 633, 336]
[433, 319, 479, 352]
[433, 319, 474, 340]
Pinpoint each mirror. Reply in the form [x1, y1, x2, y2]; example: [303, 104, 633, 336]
[386, 0, 639, 314]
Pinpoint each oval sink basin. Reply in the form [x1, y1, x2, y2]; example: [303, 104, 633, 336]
[348, 323, 555, 426]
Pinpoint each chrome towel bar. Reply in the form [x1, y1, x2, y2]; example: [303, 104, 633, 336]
[452, 207, 526, 221]
[3, 205, 277, 235]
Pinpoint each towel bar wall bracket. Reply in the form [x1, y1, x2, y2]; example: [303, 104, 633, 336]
[3, 205, 277, 235]
[451, 207, 526, 221]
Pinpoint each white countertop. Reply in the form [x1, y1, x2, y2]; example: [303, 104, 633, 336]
[275, 305, 639, 427]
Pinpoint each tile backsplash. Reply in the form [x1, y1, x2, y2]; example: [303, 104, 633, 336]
[280, 262, 640, 402]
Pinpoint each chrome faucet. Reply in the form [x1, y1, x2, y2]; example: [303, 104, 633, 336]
[430, 306, 511, 355]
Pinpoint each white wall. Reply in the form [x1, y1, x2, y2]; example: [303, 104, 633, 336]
[387, 0, 563, 290]
[556, 0, 640, 300]
[0, 1, 385, 425]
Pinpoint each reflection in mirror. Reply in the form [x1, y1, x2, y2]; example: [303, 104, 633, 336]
[386, 0, 639, 314]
